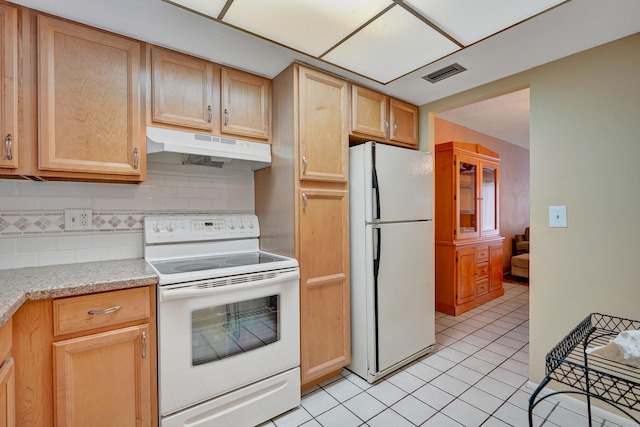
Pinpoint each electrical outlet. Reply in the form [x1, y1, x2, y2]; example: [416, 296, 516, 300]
[64, 209, 93, 231]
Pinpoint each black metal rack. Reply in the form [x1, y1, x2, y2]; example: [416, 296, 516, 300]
[529, 313, 640, 426]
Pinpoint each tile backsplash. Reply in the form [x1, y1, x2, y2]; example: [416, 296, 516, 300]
[0, 154, 255, 270]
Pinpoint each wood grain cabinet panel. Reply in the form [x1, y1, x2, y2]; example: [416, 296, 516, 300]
[0, 318, 14, 427]
[350, 85, 419, 149]
[0, 358, 15, 427]
[298, 188, 350, 384]
[53, 325, 151, 427]
[37, 15, 143, 178]
[298, 66, 349, 183]
[221, 67, 271, 140]
[0, 4, 18, 171]
[151, 46, 214, 131]
[53, 287, 150, 336]
[389, 97, 418, 147]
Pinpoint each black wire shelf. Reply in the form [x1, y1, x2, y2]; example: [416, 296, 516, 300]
[529, 313, 640, 426]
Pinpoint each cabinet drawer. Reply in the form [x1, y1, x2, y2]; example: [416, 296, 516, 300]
[476, 279, 489, 296]
[476, 263, 489, 279]
[476, 246, 489, 262]
[53, 287, 150, 336]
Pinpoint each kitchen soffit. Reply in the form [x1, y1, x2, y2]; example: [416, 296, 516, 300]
[166, 0, 567, 84]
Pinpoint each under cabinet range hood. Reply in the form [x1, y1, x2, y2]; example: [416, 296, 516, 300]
[146, 126, 271, 170]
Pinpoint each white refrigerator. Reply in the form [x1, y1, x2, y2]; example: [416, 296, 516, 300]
[348, 141, 435, 383]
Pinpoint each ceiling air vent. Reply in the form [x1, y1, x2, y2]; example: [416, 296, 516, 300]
[422, 63, 467, 83]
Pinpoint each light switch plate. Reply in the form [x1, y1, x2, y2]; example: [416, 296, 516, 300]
[549, 205, 568, 228]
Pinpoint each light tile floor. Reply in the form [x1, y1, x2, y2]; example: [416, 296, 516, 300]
[261, 282, 634, 427]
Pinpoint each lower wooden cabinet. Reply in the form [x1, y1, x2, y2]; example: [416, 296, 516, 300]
[0, 318, 14, 427]
[298, 188, 350, 384]
[12, 286, 157, 427]
[53, 325, 150, 427]
[436, 239, 504, 315]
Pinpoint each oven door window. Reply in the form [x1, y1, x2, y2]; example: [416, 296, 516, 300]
[192, 295, 280, 365]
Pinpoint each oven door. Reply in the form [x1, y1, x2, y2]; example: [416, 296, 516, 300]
[157, 268, 300, 416]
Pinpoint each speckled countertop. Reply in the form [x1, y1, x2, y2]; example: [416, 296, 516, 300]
[0, 258, 158, 328]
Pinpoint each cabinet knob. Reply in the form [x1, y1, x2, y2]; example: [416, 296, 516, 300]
[207, 105, 212, 123]
[5, 134, 12, 161]
[224, 108, 229, 126]
[302, 193, 308, 213]
[302, 156, 307, 175]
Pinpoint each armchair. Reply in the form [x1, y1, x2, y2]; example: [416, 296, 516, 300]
[514, 227, 530, 255]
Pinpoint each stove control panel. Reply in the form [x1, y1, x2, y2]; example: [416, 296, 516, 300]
[144, 214, 260, 244]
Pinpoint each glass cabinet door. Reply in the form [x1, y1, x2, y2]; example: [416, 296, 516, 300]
[481, 163, 499, 236]
[456, 155, 479, 239]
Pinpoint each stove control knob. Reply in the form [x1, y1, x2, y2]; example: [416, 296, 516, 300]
[154, 223, 164, 233]
[228, 221, 235, 230]
[239, 221, 245, 229]
[248, 221, 254, 229]
[167, 222, 176, 232]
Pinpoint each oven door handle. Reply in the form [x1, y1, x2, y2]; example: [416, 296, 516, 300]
[159, 270, 300, 301]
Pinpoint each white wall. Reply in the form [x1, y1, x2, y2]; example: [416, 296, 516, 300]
[421, 33, 640, 390]
[0, 155, 255, 269]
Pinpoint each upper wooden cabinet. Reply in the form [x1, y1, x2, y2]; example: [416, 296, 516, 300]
[0, 4, 18, 171]
[37, 16, 144, 180]
[148, 47, 271, 142]
[221, 67, 271, 140]
[351, 85, 419, 148]
[151, 46, 215, 131]
[298, 66, 349, 183]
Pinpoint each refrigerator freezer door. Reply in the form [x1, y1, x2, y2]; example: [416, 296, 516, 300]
[375, 220, 435, 375]
[374, 143, 433, 223]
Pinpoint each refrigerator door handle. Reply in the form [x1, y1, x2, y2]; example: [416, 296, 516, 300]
[373, 224, 381, 372]
[372, 163, 381, 221]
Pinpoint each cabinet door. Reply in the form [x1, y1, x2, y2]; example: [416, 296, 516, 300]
[489, 244, 504, 292]
[38, 16, 142, 177]
[389, 98, 418, 147]
[351, 85, 387, 139]
[298, 66, 348, 183]
[221, 67, 270, 140]
[151, 47, 214, 130]
[53, 325, 150, 427]
[480, 161, 500, 237]
[456, 247, 476, 305]
[298, 188, 350, 384]
[455, 153, 481, 240]
[0, 5, 18, 170]
[0, 358, 15, 427]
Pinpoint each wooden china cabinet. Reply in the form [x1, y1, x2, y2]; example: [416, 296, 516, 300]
[435, 142, 504, 315]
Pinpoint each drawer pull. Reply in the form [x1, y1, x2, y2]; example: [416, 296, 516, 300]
[88, 305, 122, 315]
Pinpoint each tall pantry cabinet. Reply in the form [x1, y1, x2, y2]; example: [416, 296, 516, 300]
[255, 63, 350, 388]
[435, 142, 504, 316]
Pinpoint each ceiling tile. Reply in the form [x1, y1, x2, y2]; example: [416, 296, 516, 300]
[323, 5, 459, 83]
[167, 0, 228, 19]
[404, 0, 567, 46]
[222, 0, 392, 57]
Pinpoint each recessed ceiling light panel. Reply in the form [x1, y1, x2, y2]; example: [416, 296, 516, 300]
[222, 0, 392, 57]
[167, 0, 228, 19]
[323, 6, 459, 83]
[404, 0, 567, 45]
